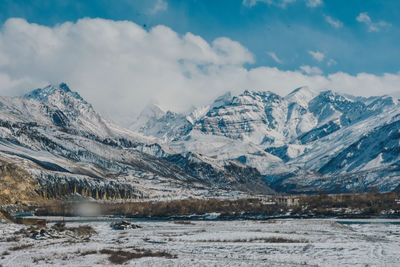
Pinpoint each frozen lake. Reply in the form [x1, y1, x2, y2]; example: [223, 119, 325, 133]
[1, 219, 399, 266]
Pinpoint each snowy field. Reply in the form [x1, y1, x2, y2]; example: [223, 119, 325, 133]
[0, 219, 399, 266]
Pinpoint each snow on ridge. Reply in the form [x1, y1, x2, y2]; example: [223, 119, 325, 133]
[130, 86, 400, 192]
[0, 82, 278, 197]
[3, 82, 400, 194]
[284, 86, 318, 107]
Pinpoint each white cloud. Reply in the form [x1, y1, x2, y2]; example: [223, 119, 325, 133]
[0, 18, 254, 123]
[242, 0, 296, 8]
[327, 59, 337, 66]
[324, 15, 343, 28]
[356, 12, 391, 32]
[243, 0, 321, 8]
[308, 50, 325, 62]
[305, 0, 322, 8]
[300, 65, 323, 75]
[0, 18, 400, 125]
[149, 0, 168, 14]
[267, 52, 282, 64]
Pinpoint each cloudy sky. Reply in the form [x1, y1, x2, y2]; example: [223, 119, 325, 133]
[0, 0, 399, 124]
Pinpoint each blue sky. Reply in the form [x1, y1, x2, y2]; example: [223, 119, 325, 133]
[1, 0, 399, 75]
[0, 0, 399, 122]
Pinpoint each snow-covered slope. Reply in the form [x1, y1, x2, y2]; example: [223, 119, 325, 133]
[3, 82, 399, 197]
[132, 87, 400, 193]
[0, 83, 275, 201]
[130, 104, 193, 142]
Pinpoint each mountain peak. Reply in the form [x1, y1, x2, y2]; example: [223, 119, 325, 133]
[284, 86, 317, 107]
[24, 83, 87, 104]
[129, 103, 166, 131]
[316, 90, 354, 103]
[286, 86, 315, 96]
[141, 103, 165, 116]
[210, 92, 232, 109]
[58, 82, 71, 92]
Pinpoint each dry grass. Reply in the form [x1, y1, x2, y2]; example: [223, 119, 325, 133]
[103, 248, 176, 264]
[173, 221, 195, 225]
[0, 161, 42, 204]
[69, 225, 97, 236]
[52, 222, 97, 236]
[35, 198, 286, 217]
[79, 250, 98, 256]
[259, 219, 277, 224]
[298, 191, 400, 216]
[5, 236, 20, 242]
[10, 222, 96, 243]
[78, 248, 177, 264]
[51, 222, 67, 231]
[32, 256, 47, 264]
[32, 192, 400, 218]
[9, 244, 33, 251]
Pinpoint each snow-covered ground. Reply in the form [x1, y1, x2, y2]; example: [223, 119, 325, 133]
[1, 219, 399, 266]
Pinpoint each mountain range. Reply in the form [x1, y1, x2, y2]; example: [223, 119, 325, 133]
[131, 86, 400, 194]
[0, 83, 273, 202]
[1, 83, 399, 202]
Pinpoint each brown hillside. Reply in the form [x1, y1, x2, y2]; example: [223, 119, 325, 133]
[0, 161, 42, 204]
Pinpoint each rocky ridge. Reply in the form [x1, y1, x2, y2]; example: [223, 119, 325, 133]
[0, 83, 275, 202]
[131, 87, 400, 193]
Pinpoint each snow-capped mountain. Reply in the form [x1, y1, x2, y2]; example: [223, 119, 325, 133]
[130, 103, 192, 142]
[2, 82, 399, 199]
[0, 83, 275, 202]
[131, 87, 400, 193]
[23, 83, 113, 138]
